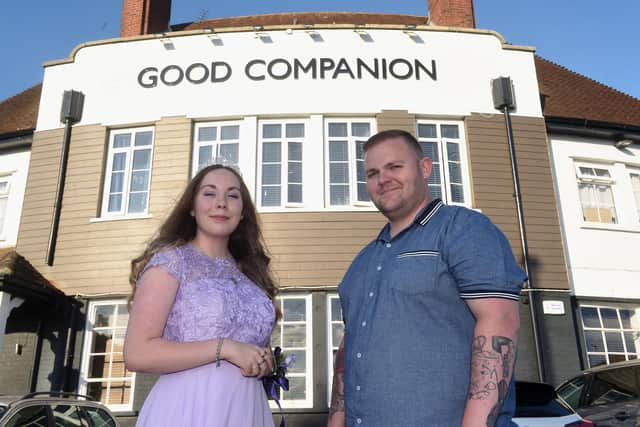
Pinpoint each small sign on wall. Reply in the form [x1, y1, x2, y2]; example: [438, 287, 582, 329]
[542, 300, 565, 315]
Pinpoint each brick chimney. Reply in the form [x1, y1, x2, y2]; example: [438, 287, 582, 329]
[428, 0, 476, 28]
[121, 0, 172, 37]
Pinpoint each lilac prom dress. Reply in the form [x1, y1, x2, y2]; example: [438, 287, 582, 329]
[135, 243, 276, 427]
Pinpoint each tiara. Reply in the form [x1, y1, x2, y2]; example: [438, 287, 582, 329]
[198, 155, 242, 176]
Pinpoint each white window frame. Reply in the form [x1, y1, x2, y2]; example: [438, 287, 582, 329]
[580, 304, 640, 368]
[326, 293, 343, 407]
[0, 174, 11, 239]
[192, 120, 242, 177]
[324, 118, 376, 208]
[257, 119, 308, 210]
[79, 300, 136, 412]
[574, 162, 618, 224]
[270, 294, 314, 409]
[100, 127, 154, 218]
[416, 120, 471, 207]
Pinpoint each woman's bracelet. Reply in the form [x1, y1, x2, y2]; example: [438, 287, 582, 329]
[215, 338, 224, 368]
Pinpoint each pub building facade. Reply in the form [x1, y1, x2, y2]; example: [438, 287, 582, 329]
[0, 0, 637, 425]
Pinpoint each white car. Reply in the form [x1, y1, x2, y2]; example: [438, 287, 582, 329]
[513, 381, 594, 427]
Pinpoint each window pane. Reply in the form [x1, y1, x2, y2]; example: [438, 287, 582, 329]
[331, 299, 342, 321]
[88, 355, 107, 378]
[605, 331, 625, 353]
[5, 405, 49, 427]
[288, 350, 306, 373]
[128, 192, 148, 213]
[87, 382, 107, 402]
[417, 124, 437, 138]
[594, 168, 611, 178]
[420, 141, 439, 162]
[631, 174, 640, 221]
[288, 184, 302, 204]
[0, 181, 8, 193]
[285, 376, 306, 400]
[581, 307, 601, 328]
[95, 306, 114, 327]
[332, 323, 344, 345]
[288, 142, 302, 161]
[107, 381, 132, 405]
[134, 131, 153, 146]
[329, 141, 348, 161]
[112, 153, 126, 172]
[624, 332, 638, 354]
[263, 124, 281, 139]
[219, 143, 239, 164]
[84, 408, 116, 427]
[429, 185, 442, 200]
[428, 166, 441, 187]
[330, 185, 349, 205]
[198, 126, 217, 141]
[262, 164, 281, 185]
[588, 354, 607, 368]
[601, 308, 620, 329]
[220, 125, 239, 140]
[263, 142, 282, 162]
[449, 161, 462, 183]
[282, 324, 306, 347]
[132, 149, 151, 170]
[450, 184, 464, 203]
[113, 134, 131, 148]
[283, 299, 306, 321]
[584, 330, 605, 352]
[579, 167, 595, 176]
[328, 123, 347, 137]
[198, 145, 213, 170]
[286, 123, 305, 138]
[357, 183, 370, 202]
[330, 164, 349, 184]
[447, 142, 461, 162]
[441, 124, 460, 139]
[261, 187, 281, 207]
[129, 171, 149, 192]
[620, 309, 634, 329]
[52, 404, 85, 427]
[107, 194, 122, 212]
[109, 172, 124, 193]
[351, 123, 370, 137]
[288, 162, 302, 182]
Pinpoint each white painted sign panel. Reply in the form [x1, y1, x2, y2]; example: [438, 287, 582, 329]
[37, 28, 541, 131]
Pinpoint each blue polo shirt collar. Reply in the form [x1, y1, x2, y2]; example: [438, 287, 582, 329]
[376, 198, 444, 242]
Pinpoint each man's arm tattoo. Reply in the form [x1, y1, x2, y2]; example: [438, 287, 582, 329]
[467, 335, 515, 427]
[329, 372, 345, 417]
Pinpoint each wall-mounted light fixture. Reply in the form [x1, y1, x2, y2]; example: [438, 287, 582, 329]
[160, 37, 175, 50]
[614, 139, 633, 149]
[254, 25, 272, 43]
[304, 24, 323, 42]
[207, 31, 223, 46]
[403, 24, 423, 43]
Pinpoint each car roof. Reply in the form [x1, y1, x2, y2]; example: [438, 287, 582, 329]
[0, 394, 106, 408]
[583, 359, 640, 374]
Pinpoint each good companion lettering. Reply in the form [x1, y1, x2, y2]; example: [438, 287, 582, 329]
[137, 57, 437, 88]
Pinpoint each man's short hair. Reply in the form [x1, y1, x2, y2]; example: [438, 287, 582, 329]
[363, 129, 424, 159]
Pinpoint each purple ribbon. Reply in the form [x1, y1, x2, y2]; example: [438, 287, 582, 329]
[262, 347, 295, 427]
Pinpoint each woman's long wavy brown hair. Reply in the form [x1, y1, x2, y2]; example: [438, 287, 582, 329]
[129, 164, 278, 306]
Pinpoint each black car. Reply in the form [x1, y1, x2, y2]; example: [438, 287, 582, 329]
[514, 381, 594, 426]
[557, 359, 640, 426]
[0, 392, 118, 427]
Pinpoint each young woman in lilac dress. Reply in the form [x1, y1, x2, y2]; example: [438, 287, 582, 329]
[125, 164, 278, 426]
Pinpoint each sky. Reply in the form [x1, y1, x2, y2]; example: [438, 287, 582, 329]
[1, 0, 639, 102]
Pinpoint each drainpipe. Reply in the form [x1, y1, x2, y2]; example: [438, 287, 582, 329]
[47, 90, 84, 266]
[492, 77, 546, 382]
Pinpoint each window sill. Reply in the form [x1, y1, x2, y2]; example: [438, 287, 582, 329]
[90, 214, 153, 223]
[580, 222, 640, 233]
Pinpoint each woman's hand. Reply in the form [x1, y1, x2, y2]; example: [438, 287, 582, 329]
[222, 340, 274, 378]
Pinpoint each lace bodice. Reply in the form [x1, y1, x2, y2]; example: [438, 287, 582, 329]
[141, 243, 275, 346]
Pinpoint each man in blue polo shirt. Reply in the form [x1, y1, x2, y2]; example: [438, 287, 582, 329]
[327, 130, 526, 427]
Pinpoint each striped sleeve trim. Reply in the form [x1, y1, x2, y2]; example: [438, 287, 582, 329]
[397, 250, 440, 258]
[459, 291, 521, 301]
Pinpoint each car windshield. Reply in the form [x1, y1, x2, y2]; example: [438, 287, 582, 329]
[0, 405, 7, 420]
